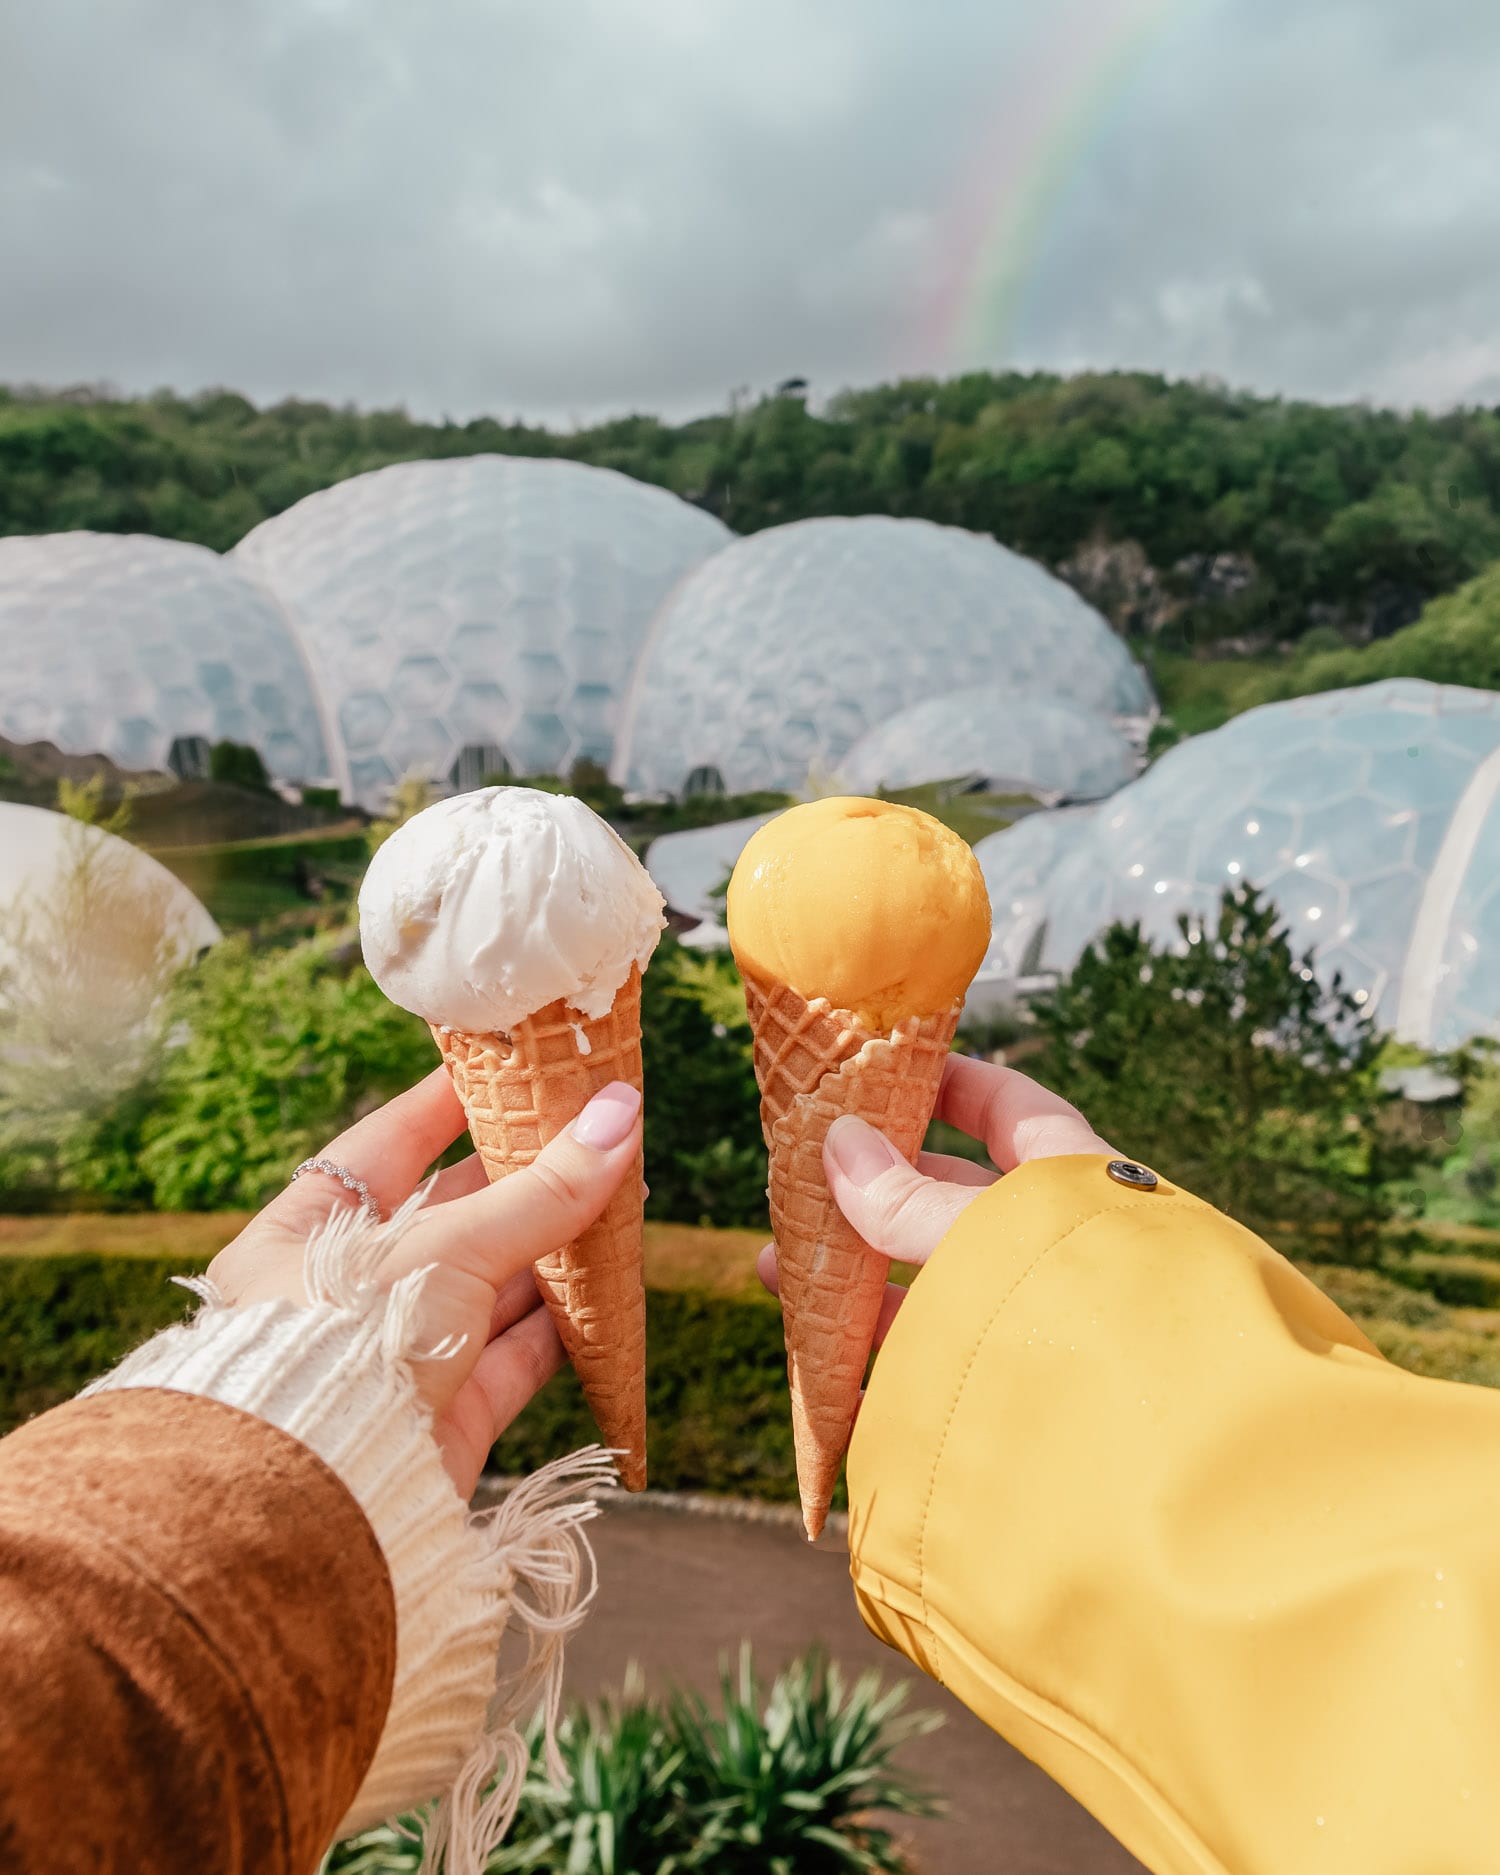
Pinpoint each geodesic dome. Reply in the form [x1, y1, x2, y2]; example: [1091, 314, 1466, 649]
[977, 679, 1500, 1050]
[972, 806, 1101, 985]
[644, 811, 782, 930]
[613, 516, 1153, 797]
[0, 802, 219, 969]
[0, 533, 331, 784]
[233, 456, 731, 811]
[837, 687, 1138, 802]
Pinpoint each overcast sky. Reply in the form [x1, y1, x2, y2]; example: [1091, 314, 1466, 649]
[3, 0, 1499, 425]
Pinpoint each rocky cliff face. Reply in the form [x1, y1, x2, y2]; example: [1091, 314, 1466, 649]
[1056, 537, 1176, 638]
[1055, 533, 1424, 653]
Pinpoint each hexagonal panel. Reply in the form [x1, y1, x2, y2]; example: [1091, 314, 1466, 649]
[339, 691, 394, 753]
[511, 711, 570, 774]
[393, 655, 452, 712]
[449, 682, 509, 739]
[515, 651, 566, 706]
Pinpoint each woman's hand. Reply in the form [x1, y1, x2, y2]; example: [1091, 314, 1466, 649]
[207, 1067, 643, 1498]
[758, 1053, 1115, 1354]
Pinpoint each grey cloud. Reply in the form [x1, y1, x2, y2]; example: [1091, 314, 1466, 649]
[1, 0, 1497, 422]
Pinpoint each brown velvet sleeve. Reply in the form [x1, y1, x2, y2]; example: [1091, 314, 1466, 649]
[0, 1389, 397, 1875]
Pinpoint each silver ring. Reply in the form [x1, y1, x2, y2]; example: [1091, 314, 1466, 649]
[290, 1157, 383, 1221]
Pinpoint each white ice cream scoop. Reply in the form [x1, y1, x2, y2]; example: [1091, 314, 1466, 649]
[358, 786, 665, 1033]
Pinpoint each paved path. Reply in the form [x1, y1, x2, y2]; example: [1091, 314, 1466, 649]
[559, 1499, 1146, 1875]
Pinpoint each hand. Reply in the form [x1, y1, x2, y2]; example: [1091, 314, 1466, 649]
[207, 1066, 644, 1498]
[757, 1054, 1115, 1357]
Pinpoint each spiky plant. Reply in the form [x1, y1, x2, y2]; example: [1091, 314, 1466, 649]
[490, 1674, 697, 1875]
[322, 1817, 425, 1872]
[668, 1646, 942, 1874]
[322, 1648, 941, 1875]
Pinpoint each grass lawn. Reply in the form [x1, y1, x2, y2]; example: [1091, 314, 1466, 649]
[153, 827, 372, 929]
[1146, 650, 1283, 736]
[879, 781, 1039, 847]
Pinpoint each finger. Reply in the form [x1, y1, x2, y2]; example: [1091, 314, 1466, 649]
[823, 1116, 979, 1266]
[265, 1067, 467, 1224]
[936, 1055, 1115, 1173]
[490, 1265, 545, 1340]
[381, 1080, 643, 1293]
[758, 1242, 906, 1350]
[435, 1306, 567, 1498]
[870, 1280, 908, 1350]
[426, 1152, 491, 1206]
[467, 1304, 568, 1446]
[915, 1150, 998, 1188]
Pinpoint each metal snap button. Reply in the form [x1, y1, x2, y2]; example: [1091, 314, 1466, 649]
[1107, 1160, 1158, 1190]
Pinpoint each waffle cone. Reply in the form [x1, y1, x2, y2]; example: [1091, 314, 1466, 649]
[743, 973, 958, 1540]
[429, 966, 647, 1490]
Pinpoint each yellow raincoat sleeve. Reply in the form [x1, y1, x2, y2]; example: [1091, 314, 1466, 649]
[846, 1153, 1500, 1875]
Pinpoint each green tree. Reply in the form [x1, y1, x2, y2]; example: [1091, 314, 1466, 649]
[1257, 556, 1500, 704]
[1034, 885, 1413, 1259]
[208, 739, 271, 792]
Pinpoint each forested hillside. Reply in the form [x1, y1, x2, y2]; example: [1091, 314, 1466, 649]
[5, 372, 1500, 660]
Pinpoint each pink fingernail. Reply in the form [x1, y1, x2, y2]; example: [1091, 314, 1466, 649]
[826, 1115, 901, 1188]
[573, 1081, 642, 1151]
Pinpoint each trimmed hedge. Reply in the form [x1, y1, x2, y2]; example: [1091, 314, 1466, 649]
[1384, 1252, 1500, 1312]
[0, 1254, 200, 1433]
[0, 1255, 816, 1504]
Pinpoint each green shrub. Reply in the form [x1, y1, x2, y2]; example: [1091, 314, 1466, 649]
[491, 1290, 803, 1504]
[209, 739, 271, 792]
[641, 942, 766, 1230]
[1034, 885, 1423, 1261]
[0, 1253, 200, 1430]
[327, 1648, 939, 1875]
[162, 831, 371, 929]
[1384, 1253, 1500, 1311]
[668, 1647, 941, 1873]
[137, 933, 434, 1209]
[1303, 1263, 1448, 1328]
[490, 1677, 693, 1874]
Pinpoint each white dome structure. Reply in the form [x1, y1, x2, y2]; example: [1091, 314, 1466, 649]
[613, 516, 1152, 798]
[976, 679, 1500, 1050]
[0, 533, 331, 785]
[973, 806, 1100, 985]
[837, 687, 1138, 802]
[233, 456, 731, 811]
[644, 810, 782, 932]
[0, 802, 219, 963]
[0, 804, 219, 1104]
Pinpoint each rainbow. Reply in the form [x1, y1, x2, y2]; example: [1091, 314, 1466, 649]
[913, 0, 1190, 371]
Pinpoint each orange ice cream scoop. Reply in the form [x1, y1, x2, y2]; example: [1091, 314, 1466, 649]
[726, 796, 991, 1030]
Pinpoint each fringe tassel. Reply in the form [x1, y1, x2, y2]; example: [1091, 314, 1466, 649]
[108, 1178, 621, 1874]
[417, 1446, 619, 1875]
[301, 1184, 622, 1873]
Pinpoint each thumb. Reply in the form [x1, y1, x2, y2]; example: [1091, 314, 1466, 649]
[823, 1115, 980, 1265]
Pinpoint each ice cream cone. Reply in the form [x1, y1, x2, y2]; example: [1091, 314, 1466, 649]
[430, 964, 648, 1490]
[743, 972, 959, 1540]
